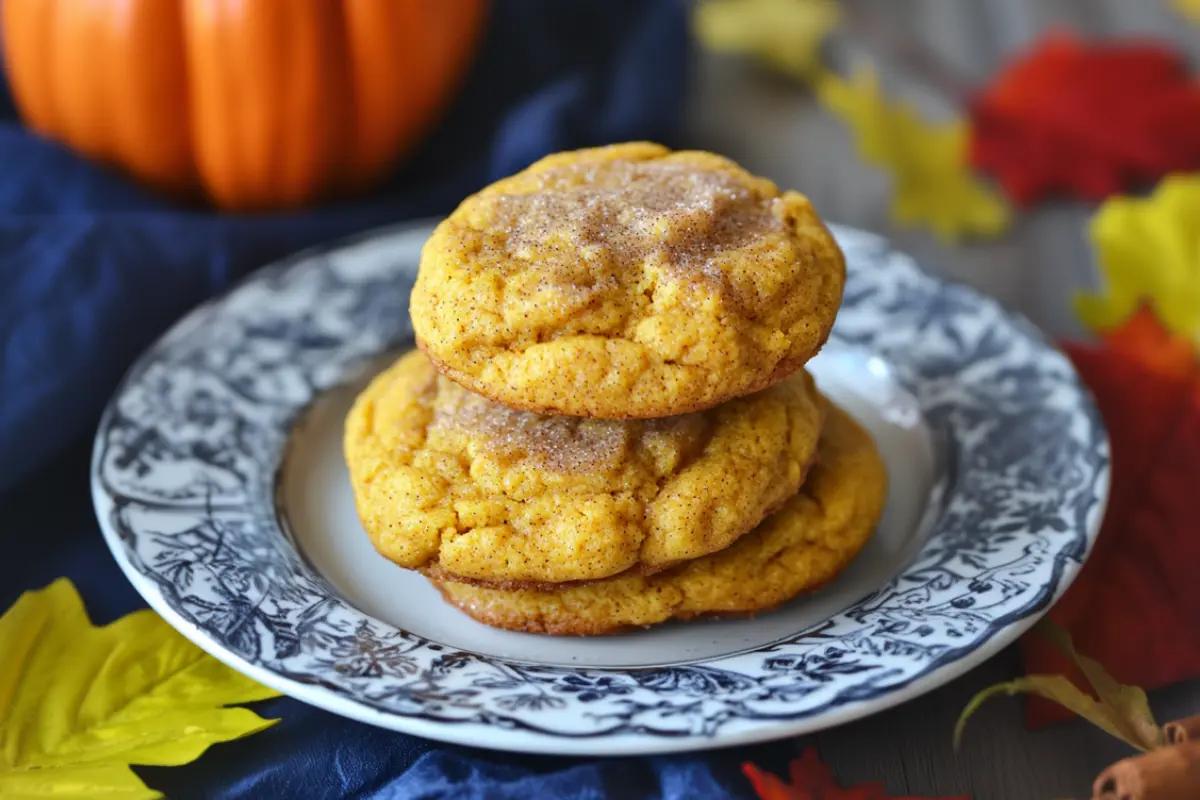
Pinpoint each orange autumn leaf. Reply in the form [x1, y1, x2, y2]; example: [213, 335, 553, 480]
[1098, 306, 1198, 382]
[743, 748, 969, 799]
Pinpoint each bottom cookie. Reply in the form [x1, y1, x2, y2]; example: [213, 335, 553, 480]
[429, 401, 888, 636]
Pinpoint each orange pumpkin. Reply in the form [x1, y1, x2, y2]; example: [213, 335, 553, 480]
[0, 0, 488, 210]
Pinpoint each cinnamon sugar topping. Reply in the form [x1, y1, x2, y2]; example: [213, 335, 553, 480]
[484, 159, 783, 285]
[433, 389, 632, 473]
[428, 378, 714, 473]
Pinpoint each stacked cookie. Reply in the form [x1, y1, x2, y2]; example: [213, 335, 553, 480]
[345, 143, 887, 636]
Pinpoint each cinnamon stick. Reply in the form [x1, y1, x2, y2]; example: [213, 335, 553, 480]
[1163, 715, 1200, 746]
[1092, 740, 1200, 800]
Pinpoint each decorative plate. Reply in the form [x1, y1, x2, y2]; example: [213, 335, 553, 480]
[91, 221, 1108, 755]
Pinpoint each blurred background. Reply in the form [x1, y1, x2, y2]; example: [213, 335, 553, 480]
[684, 0, 1200, 340]
[6, 0, 1198, 354]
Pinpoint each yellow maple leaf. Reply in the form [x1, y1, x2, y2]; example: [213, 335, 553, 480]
[1073, 174, 1200, 347]
[817, 67, 1011, 243]
[693, 0, 839, 84]
[0, 579, 282, 799]
[1174, 0, 1200, 21]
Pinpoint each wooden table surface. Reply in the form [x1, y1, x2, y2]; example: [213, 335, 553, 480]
[682, 1, 1200, 797]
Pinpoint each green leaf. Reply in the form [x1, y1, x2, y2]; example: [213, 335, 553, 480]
[955, 675, 1131, 748]
[1036, 619, 1163, 750]
[954, 619, 1162, 752]
[0, 579, 282, 798]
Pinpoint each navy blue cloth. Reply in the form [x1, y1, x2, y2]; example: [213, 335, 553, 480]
[0, 0, 689, 492]
[0, 1, 793, 798]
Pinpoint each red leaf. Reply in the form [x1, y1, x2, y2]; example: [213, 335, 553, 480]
[742, 748, 969, 799]
[968, 31, 1200, 206]
[1022, 314, 1200, 727]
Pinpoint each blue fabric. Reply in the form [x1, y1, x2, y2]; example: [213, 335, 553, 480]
[0, 1, 793, 798]
[0, 0, 689, 492]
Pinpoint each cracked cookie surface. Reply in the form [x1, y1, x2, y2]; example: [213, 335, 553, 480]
[410, 142, 846, 419]
[428, 402, 886, 635]
[344, 350, 824, 586]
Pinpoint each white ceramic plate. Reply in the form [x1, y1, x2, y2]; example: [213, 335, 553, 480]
[92, 221, 1108, 755]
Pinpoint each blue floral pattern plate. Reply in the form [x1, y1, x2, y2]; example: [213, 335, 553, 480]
[91, 221, 1108, 755]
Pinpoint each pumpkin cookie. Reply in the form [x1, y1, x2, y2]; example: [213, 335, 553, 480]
[344, 349, 825, 586]
[428, 403, 886, 636]
[411, 142, 845, 419]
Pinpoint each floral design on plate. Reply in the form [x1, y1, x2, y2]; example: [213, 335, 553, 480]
[92, 221, 1108, 754]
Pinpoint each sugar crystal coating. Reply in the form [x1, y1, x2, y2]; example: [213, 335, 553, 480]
[489, 158, 781, 308]
[433, 386, 640, 474]
[344, 349, 825, 586]
[411, 142, 846, 419]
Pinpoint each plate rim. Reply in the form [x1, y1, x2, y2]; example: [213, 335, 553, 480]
[91, 219, 1110, 755]
[93, 524, 1101, 755]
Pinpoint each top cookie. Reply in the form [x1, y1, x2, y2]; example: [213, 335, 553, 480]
[411, 142, 845, 419]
